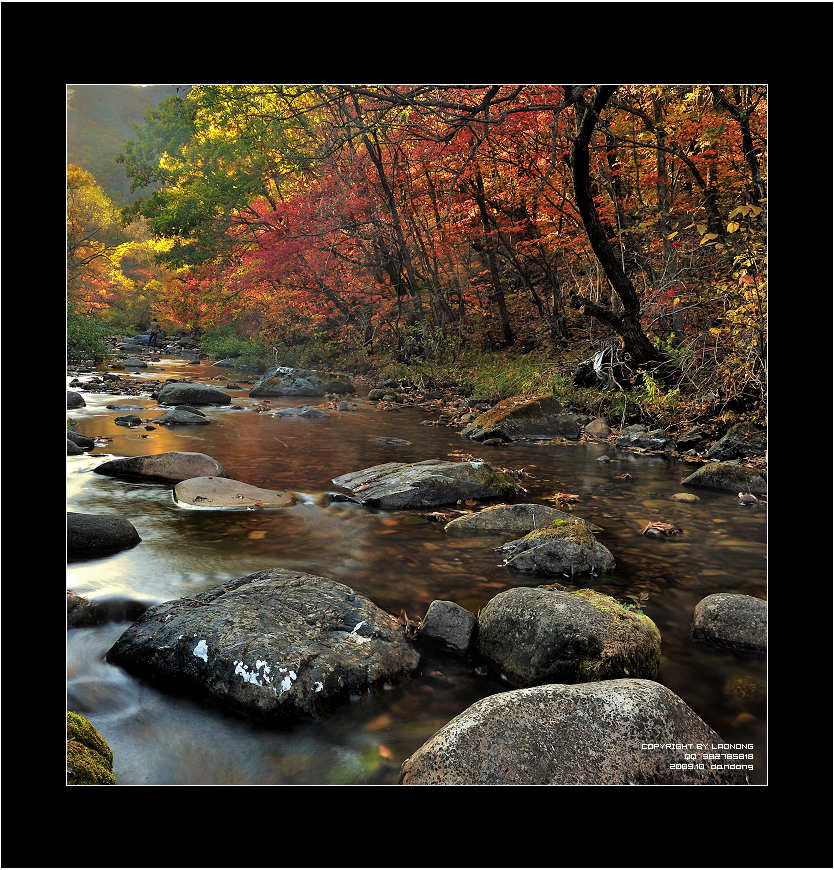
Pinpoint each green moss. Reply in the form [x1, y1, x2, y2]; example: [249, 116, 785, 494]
[67, 711, 115, 785]
[521, 523, 595, 547]
[469, 464, 520, 496]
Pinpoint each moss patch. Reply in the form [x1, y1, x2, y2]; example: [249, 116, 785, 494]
[521, 522, 596, 547]
[468, 464, 521, 496]
[67, 711, 115, 785]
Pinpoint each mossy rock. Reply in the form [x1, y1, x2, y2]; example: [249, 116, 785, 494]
[67, 711, 115, 785]
[460, 395, 581, 442]
[500, 521, 615, 577]
[681, 462, 766, 494]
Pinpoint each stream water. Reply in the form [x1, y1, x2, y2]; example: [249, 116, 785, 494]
[67, 358, 767, 784]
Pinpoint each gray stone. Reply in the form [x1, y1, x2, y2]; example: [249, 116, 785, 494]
[676, 425, 710, 450]
[67, 391, 86, 409]
[682, 462, 766, 494]
[158, 382, 231, 406]
[174, 405, 206, 416]
[585, 418, 611, 438]
[500, 523, 615, 577]
[331, 459, 523, 509]
[114, 415, 143, 427]
[271, 405, 330, 419]
[174, 477, 295, 509]
[67, 439, 84, 456]
[94, 451, 226, 483]
[67, 513, 141, 558]
[250, 366, 354, 398]
[106, 569, 420, 721]
[120, 358, 147, 369]
[616, 424, 674, 450]
[155, 409, 211, 426]
[67, 430, 95, 449]
[444, 503, 602, 535]
[707, 422, 766, 461]
[476, 587, 660, 687]
[399, 679, 746, 784]
[691, 593, 766, 653]
[418, 601, 476, 653]
[461, 395, 581, 442]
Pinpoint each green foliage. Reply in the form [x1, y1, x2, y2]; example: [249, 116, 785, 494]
[200, 326, 269, 367]
[623, 592, 650, 616]
[67, 300, 113, 362]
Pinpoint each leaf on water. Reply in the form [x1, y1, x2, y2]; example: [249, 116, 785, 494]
[377, 745, 394, 761]
[248, 530, 266, 540]
[614, 473, 632, 480]
[641, 521, 682, 537]
[363, 714, 392, 732]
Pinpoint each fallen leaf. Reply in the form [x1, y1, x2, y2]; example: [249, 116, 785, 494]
[615, 473, 632, 480]
[248, 530, 266, 540]
[641, 521, 682, 537]
[363, 714, 392, 732]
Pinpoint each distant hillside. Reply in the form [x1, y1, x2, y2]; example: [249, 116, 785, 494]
[67, 85, 189, 204]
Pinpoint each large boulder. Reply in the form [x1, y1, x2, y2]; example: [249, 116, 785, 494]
[399, 680, 747, 784]
[331, 459, 523, 509]
[460, 395, 581, 442]
[94, 451, 226, 483]
[616, 424, 674, 450]
[154, 408, 211, 426]
[67, 429, 95, 449]
[499, 522, 615, 577]
[67, 391, 86, 409]
[417, 601, 476, 654]
[157, 382, 230, 406]
[67, 439, 84, 456]
[67, 513, 141, 558]
[476, 587, 660, 687]
[682, 462, 766, 494]
[106, 569, 420, 721]
[174, 477, 295, 509]
[250, 366, 355, 398]
[444, 503, 602, 535]
[706, 422, 766, 461]
[691, 593, 767, 653]
[67, 711, 116, 785]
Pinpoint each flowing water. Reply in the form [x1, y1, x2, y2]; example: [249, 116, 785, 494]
[67, 359, 767, 784]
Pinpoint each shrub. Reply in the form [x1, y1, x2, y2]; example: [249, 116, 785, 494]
[67, 301, 113, 362]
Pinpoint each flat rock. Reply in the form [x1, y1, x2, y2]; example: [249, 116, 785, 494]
[120, 357, 147, 368]
[106, 569, 420, 721]
[707, 422, 766, 461]
[155, 408, 211, 426]
[250, 366, 355, 398]
[157, 382, 231, 406]
[368, 437, 412, 447]
[691, 593, 767, 653]
[417, 601, 476, 654]
[271, 405, 330, 419]
[670, 492, 700, 503]
[174, 405, 206, 416]
[94, 451, 226, 483]
[476, 587, 660, 687]
[399, 679, 746, 784]
[444, 503, 602, 535]
[67, 512, 141, 558]
[67, 390, 86, 409]
[174, 476, 295, 509]
[460, 395, 581, 441]
[114, 414, 143, 427]
[332, 459, 523, 509]
[500, 522, 615, 577]
[682, 462, 766, 494]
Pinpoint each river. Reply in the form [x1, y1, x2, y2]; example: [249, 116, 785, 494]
[67, 358, 767, 784]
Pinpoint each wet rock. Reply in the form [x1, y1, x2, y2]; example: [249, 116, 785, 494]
[120, 357, 147, 369]
[106, 403, 147, 411]
[174, 405, 206, 416]
[68, 591, 150, 627]
[476, 587, 659, 687]
[682, 462, 766, 494]
[155, 408, 211, 426]
[338, 400, 357, 411]
[331, 459, 523, 509]
[670, 492, 700, 503]
[691, 593, 766, 653]
[368, 437, 413, 447]
[67, 390, 86, 409]
[106, 569, 420, 721]
[585, 418, 611, 438]
[67, 711, 116, 785]
[67, 430, 95, 449]
[444, 503, 602, 535]
[500, 522, 615, 577]
[399, 679, 745, 784]
[707, 422, 766, 461]
[417, 601, 476, 654]
[250, 366, 355, 398]
[67, 591, 97, 627]
[676, 425, 710, 451]
[616, 424, 674, 450]
[174, 476, 295, 509]
[271, 405, 330, 419]
[461, 395, 581, 442]
[94, 451, 226, 483]
[157, 382, 231, 406]
[114, 414, 143, 427]
[67, 512, 141, 558]
[67, 439, 85, 456]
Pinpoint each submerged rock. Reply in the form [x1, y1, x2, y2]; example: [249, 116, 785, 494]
[67, 512, 141, 558]
[399, 679, 746, 784]
[67, 390, 86, 409]
[682, 462, 766, 494]
[94, 451, 226, 483]
[155, 408, 211, 426]
[174, 477, 295, 509]
[157, 382, 231, 406]
[444, 503, 602, 535]
[331, 459, 523, 509]
[417, 601, 476, 654]
[692, 593, 767, 653]
[67, 711, 116, 785]
[670, 492, 700, 503]
[500, 522, 615, 577]
[706, 422, 766, 461]
[106, 569, 420, 721]
[250, 366, 355, 398]
[271, 405, 330, 419]
[460, 395, 581, 442]
[476, 587, 660, 687]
